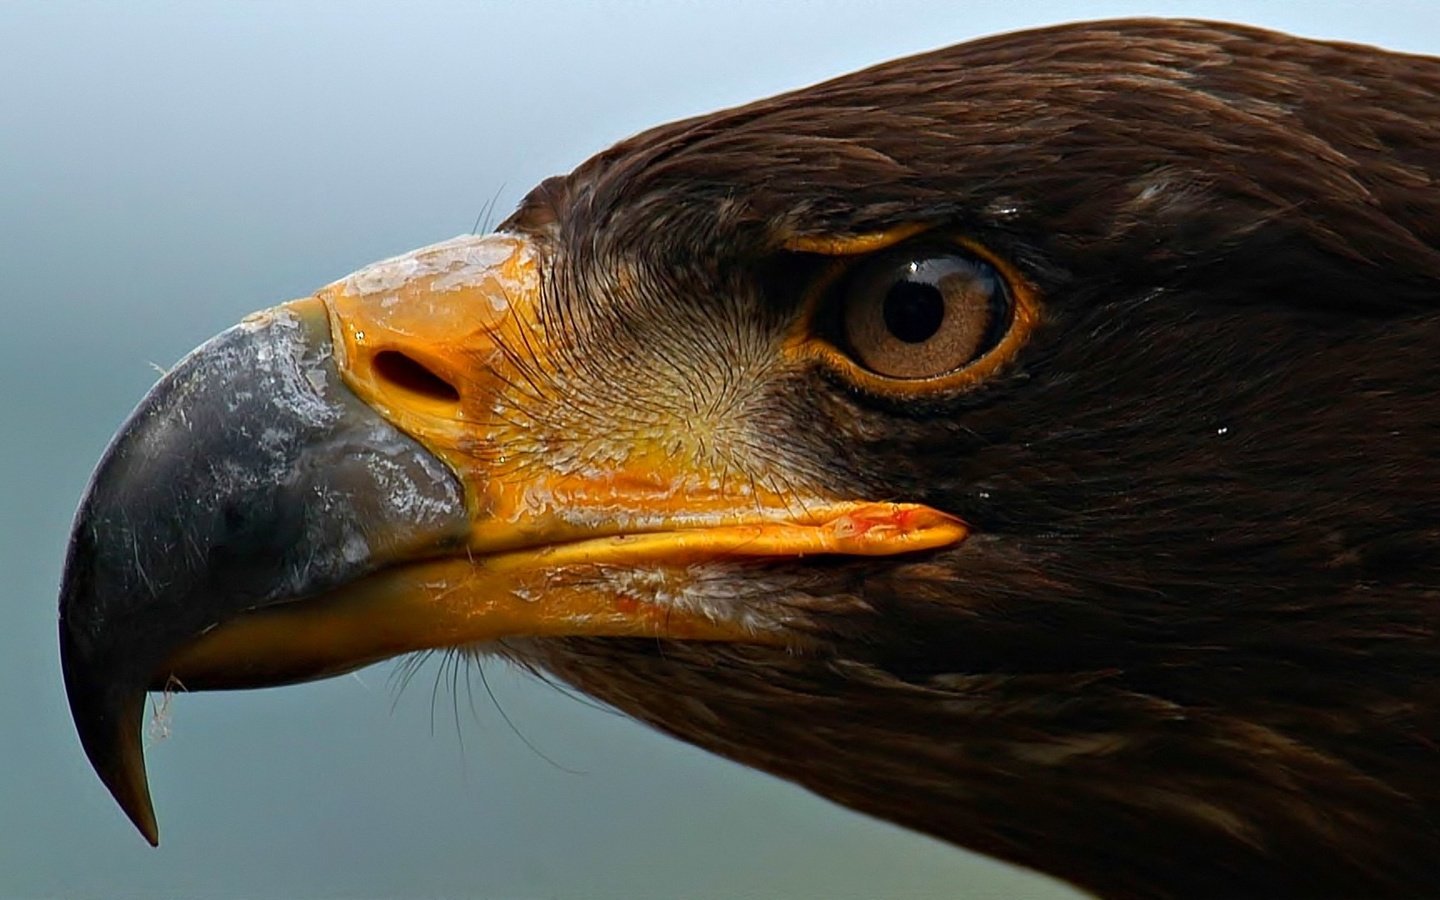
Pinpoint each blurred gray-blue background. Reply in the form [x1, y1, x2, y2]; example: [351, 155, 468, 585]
[3, 3, 1437, 898]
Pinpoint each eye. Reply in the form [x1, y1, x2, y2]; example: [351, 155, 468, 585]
[837, 248, 1012, 380]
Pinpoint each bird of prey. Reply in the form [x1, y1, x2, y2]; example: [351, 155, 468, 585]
[59, 18, 1440, 900]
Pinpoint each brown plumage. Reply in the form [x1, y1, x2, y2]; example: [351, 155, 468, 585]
[504, 19, 1440, 898]
[60, 17, 1440, 900]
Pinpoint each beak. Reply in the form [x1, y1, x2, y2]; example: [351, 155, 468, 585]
[59, 233, 967, 846]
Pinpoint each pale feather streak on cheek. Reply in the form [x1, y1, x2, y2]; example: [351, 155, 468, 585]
[313, 232, 901, 553]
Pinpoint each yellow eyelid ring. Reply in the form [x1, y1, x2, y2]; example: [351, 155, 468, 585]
[780, 227, 1041, 397]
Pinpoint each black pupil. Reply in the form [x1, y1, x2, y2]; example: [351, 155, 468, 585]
[883, 278, 945, 343]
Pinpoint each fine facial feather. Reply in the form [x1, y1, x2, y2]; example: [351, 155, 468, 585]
[496, 19, 1440, 899]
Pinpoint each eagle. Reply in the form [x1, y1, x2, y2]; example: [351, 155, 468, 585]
[59, 18, 1440, 899]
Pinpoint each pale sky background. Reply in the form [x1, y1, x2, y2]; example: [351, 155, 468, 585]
[3, 3, 1438, 899]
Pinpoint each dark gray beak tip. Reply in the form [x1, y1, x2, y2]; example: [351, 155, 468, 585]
[59, 617, 159, 845]
[58, 297, 467, 843]
[59, 452, 163, 846]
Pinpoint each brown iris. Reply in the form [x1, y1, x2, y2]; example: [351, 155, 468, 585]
[838, 248, 1011, 379]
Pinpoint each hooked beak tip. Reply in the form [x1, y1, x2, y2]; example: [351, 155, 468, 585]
[91, 689, 160, 846]
[61, 632, 159, 846]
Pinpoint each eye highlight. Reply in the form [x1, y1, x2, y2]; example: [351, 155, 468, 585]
[838, 249, 1011, 379]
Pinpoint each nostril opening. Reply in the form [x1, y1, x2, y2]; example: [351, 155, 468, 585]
[372, 351, 461, 404]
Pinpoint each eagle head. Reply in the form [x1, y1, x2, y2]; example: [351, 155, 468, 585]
[60, 19, 1440, 898]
